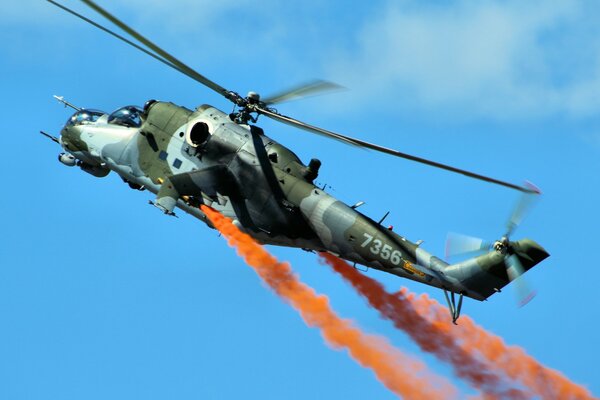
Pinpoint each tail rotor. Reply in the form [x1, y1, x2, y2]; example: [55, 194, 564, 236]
[445, 182, 541, 307]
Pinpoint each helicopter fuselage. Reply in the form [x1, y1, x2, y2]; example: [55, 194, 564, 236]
[46, 0, 550, 324]
[56, 100, 548, 307]
[59, 102, 455, 284]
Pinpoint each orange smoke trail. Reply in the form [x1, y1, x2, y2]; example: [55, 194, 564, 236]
[320, 253, 527, 399]
[407, 289, 596, 400]
[201, 206, 457, 399]
[320, 253, 596, 400]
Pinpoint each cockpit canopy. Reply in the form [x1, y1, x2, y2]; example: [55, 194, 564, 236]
[65, 109, 105, 127]
[108, 105, 143, 128]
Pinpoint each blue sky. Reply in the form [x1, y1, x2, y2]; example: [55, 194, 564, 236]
[1, 0, 599, 398]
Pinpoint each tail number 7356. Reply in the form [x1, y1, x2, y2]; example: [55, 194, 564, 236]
[361, 233, 402, 265]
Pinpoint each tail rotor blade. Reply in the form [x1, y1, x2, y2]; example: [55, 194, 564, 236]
[506, 254, 537, 307]
[506, 181, 541, 237]
[445, 233, 491, 259]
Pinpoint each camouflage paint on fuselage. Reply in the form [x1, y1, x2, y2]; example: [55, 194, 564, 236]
[57, 100, 549, 301]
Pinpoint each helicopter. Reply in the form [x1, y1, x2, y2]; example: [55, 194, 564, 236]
[41, 0, 549, 323]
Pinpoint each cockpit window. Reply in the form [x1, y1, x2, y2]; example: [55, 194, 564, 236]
[66, 109, 105, 127]
[108, 105, 143, 128]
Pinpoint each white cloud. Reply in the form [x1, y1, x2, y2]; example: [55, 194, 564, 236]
[326, 0, 600, 119]
[8, 0, 600, 120]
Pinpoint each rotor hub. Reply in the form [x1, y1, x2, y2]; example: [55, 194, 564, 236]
[493, 236, 510, 255]
[247, 91, 260, 103]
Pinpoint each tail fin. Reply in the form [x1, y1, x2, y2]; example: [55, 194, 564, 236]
[445, 239, 549, 300]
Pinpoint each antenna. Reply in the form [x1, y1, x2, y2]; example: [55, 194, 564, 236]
[53, 95, 81, 111]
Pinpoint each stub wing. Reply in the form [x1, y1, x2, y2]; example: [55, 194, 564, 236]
[154, 165, 241, 214]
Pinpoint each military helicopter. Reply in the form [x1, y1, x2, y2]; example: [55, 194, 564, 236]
[42, 0, 549, 323]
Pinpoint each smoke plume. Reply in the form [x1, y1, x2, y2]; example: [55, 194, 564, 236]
[320, 253, 595, 400]
[201, 205, 457, 399]
[407, 288, 595, 400]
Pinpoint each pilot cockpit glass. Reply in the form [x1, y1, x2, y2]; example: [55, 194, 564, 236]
[65, 109, 105, 127]
[107, 105, 143, 128]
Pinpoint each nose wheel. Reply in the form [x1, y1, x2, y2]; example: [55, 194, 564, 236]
[443, 289, 464, 325]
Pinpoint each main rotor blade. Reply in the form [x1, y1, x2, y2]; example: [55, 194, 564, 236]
[262, 80, 345, 105]
[258, 107, 538, 194]
[258, 106, 361, 146]
[69, 0, 231, 99]
[47, 1, 189, 80]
